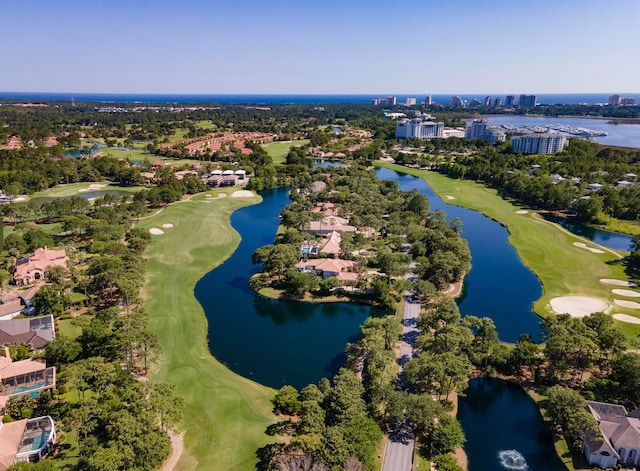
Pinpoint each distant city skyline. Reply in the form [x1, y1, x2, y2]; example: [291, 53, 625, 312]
[2, 0, 639, 95]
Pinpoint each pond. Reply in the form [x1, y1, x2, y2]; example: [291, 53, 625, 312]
[195, 187, 388, 389]
[543, 215, 632, 251]
[458, 377, 567, 471]
[376, 167, 543, 343]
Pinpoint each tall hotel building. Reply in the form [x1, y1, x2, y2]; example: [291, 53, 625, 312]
[518, 94, 537, 107]
[396, 118, 444, 140]
[505, 95, 516, 106]
[511, 133, 567, 154]
[464, 119, 506, 143]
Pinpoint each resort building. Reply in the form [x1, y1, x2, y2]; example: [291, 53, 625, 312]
[518, 94, 537, 107]
[395, 118, 444, 140]
[0, 415, 56, 469]
[464, 119, 506, 143]
[584, 400, 640, 468]
[295, 258, 357, 283]
[13, 247, 68, 286]
[372, 96, 396, 106]
[510, 133, 567, 155]
[505, 95, 516, 106]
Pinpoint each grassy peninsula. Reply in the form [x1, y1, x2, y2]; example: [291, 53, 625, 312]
[137, 189, 276, 471]
[375, 161, 640, 339]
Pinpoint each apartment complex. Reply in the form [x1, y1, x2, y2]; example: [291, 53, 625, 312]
[464, 119, 506, 144]
[511, 133, 567, 154]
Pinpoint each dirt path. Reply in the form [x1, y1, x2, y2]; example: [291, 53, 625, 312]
[160, 429, 184, 471]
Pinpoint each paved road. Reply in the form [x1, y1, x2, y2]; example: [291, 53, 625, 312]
[382, 295, 421, 471]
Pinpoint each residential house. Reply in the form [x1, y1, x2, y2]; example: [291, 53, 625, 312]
[0, 347, 56, 411]
[584, 400, 640, 468]
[295, 258, 356, 284]
[308, 216, 357, 236]
[0, 315, 55, 350]
[0, 415, 56, 469]
[13, 247, 68, 286]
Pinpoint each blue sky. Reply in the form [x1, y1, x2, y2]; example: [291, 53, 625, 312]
[2, 0, 639, 94]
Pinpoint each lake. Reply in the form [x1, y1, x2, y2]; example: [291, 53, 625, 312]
[195, 187, 388, 390]
[376, 167, 543, 343]
[484, 115, 640, 149]
[458, 377, 567, 471]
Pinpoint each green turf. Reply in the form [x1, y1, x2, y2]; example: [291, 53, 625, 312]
[30, 182, 145, 199]
[136, 189, 276, 471]
[56, 318, 83, 340]
[263, 139, 310, 164]
[375, 162, 640, 339]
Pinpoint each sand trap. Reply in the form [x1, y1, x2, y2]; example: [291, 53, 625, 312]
[78, 189, 89, 193]
[613, 314, 640, 324]
[550, 296, 609, 317]
[89, 183, 107, 189]
[162, 223, 174, 228]
[445, 195, 455, 200]
[515, 210, 529, 214]
[614, 299, 640, 309]
[573, 242, 605, 254]
[149, 228, 164, 235]
[612, 289, 640, 298]
[231, 190, 253, 198]
[601, 279, 637, 287]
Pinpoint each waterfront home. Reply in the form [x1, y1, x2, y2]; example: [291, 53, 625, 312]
[308, 217, 357, 236]
[13, 247, 68, 286]
[583, 400, 640, 468]
[0, 415, 56, 469]
[295, 258, 356, 282]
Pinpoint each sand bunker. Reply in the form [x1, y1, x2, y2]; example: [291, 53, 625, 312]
[445, 195, 455, 200]
[613, 314, 640, 324]
[549, 296, 609, 317]
[231, 190, 253, 198]
[612, 289, 640, 298]
[573, 242, 605, 254]
[515, 210, 529, 214]
[149, 228, 164, 235]
[162, 223, 174, 228]
[614, 299, 640, 309]
[601, 279, 637, 287]
[89, 184, 107, 189]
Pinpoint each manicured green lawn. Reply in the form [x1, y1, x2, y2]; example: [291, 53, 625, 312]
[137, 189, 276, 471]
[263, 139, 310, 164]
[375, 162, 640, 339]
[30, 182, 145, 199]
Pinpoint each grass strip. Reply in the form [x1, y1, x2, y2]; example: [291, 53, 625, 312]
[375, 162, 640, 339]
[138, 190, 276, 471]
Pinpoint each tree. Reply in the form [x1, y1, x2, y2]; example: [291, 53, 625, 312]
[545, 385, 600, 452]
[273, 385, 302, 416]
[433, 454, 463, 471]
[150, 382, 184, 431]
[431, 414, 465, 454]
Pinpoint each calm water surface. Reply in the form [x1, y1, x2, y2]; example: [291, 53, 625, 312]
[544, 215, 633, 251]
[485, 115, 640, 149]
[376, 167, 543, 342]
[458, 378, 567, 471]
[195, 187, 387, 389]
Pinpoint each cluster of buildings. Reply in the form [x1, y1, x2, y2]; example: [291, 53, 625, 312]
[396, 116, 568, 155]
[159, 131, 276, 157]
[608, 94, 636, 106]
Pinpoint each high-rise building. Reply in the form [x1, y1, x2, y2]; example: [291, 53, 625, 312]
[518, 94, 537, 107]
[423, 95, 433, 105]
[608, 95, 621, 106]
[494, 97, 503, 107]
[372, 96, 397, 106]
[484, 96, 492, 106]
[511, 133, 567, 154]
[396, 118, 444, 140]
[405, 97, 417, 106]
[621, 97, 636, 106]
[450, 96, 464, 107]
[505, 95, 515, 106]
[464, 119, 506, 143]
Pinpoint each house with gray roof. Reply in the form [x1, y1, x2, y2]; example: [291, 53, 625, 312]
[584, 400, 640, 468]
[0, 315, 55, 350]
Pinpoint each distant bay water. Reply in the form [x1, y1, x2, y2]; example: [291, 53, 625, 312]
[1, 92, 639, 105]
